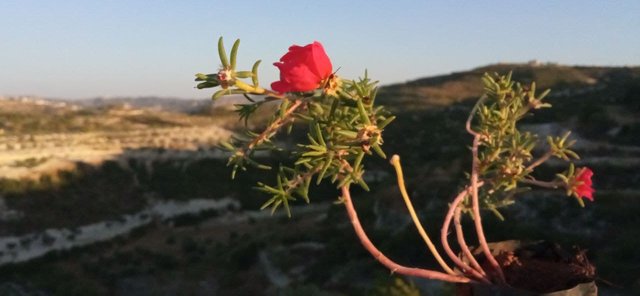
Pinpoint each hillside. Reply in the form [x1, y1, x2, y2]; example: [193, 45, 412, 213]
[0, 96, 223, 135]
[0, 64, 639, 295]
[379, 63, 640, 110]
[378, 63, 640, 146]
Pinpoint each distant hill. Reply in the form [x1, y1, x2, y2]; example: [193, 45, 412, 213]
[0, 93, 268, 136]
[60, 95, 248, 113]
[0, 96, 222, 135]
[0, 95, 250, 114]
[377, 63, 640, 148]
[67, 96, 212, 113]
[378, 63, 640, 111]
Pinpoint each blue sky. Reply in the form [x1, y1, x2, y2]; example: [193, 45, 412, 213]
[1, 0, 639, 99]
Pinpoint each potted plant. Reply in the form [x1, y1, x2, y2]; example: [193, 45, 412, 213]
[195, 37, 597, 295]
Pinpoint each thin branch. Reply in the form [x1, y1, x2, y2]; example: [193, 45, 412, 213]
[440, 185, 490, 283]
[454, 206, 486, 278]
[465, 95, 505, 284]
[465, 95, 486, 137]
[520, 178, 560, 189]
[284, 166, 321, 195]
[263, 90, 290, 101]
[390, 155, 457, 276]
[239, 100, 303, 156]
[470, 135, 506, 284]
[340, 185, 472, 283]
[525, 150, 553, 173]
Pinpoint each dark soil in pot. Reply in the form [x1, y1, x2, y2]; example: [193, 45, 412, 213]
[464, 240, 597, 295]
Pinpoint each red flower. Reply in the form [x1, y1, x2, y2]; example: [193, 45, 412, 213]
[574, 167, 595, 201]
[271, 42, 333, 93]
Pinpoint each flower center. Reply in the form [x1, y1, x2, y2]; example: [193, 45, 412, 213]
[323, 74, 342, 97]
[217, 68, 234, 89]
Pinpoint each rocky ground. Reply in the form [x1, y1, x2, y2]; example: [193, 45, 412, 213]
[0, 125, 231, 180]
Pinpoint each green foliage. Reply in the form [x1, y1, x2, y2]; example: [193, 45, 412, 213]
[198, 38, 394, 216]
[198, 38, 602, 220]
[228, 73, 394, 216]
[471, 73, 581, 214]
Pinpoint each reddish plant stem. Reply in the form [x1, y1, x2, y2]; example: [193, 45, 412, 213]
[454, 205, 487, 279]
[466, 96, 505, 284]
[340, 186, 472, 283]
[465, 95, 486, 137]
[470, 135, 506, 284]
[441, 185, 490, 283]
[525, 150, 553, 173]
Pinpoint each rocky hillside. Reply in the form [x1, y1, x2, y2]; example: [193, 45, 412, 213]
[0, 97, 235, 181]
[379, 63, 639, 111]
[0, 64, 639, 295]
[0, 96, 225, 135]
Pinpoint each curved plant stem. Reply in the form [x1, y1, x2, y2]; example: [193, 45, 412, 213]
[470, 135, 506, 284]
[465, 95, 486, 137]
[390, 155, 456, 276]
[441, 185, 490, 283]
[465, 97, 506, 284]
[340, 185, 472, 283]
[454, 206, 486, 277]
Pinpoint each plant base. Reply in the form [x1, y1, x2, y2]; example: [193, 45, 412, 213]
[457, 240, 597, 296]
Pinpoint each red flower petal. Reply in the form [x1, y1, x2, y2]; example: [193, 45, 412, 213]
[305, 42, 332, 79]
[574, 167, 595, 201]
[270, 41, 332, 93]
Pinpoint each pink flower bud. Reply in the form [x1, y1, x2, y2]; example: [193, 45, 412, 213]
[271, 42, 333, 93]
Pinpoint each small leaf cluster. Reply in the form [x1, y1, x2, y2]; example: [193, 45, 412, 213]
[547, 131, 579, 160]
[471, 73, 580, 214]
[194, 37, 265, 100]
[294, 74, 394, 187]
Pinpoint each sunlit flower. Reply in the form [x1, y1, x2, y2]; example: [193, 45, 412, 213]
[271, 41, 333, 93]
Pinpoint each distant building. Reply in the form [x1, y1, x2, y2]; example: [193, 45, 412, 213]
[527, 59, 542, 67]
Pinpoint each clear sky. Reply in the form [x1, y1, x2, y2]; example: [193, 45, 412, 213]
[1, 0, 639, 99]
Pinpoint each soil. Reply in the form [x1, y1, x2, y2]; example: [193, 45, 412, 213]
[488, 241, 596, 293]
